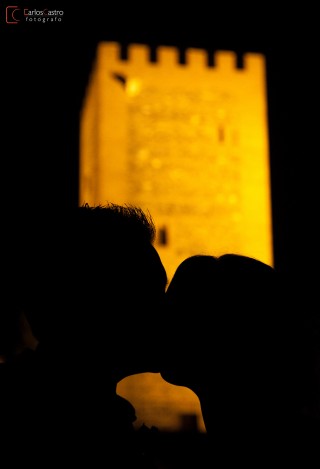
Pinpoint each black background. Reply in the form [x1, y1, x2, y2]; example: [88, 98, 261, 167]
[2, 4, 319, 276]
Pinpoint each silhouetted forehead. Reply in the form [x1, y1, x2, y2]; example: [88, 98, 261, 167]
[137, 244, 167, 290]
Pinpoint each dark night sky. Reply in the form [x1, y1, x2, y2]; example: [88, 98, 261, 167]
[2, 5, 319, 275]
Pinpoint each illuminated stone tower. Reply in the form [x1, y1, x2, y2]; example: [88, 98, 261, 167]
[80, 42, 272, 432]
[80, 42, 273, 282]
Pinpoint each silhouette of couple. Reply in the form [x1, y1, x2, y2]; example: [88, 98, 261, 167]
[2, 202, 319, 467]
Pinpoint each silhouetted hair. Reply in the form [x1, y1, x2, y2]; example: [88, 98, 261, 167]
[166, 253, 277, 312]
[74, 203, 156, 244]
[21, 202, 159, 341]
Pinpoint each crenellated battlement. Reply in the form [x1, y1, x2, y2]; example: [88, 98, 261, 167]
[97, 42, 265, 74]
